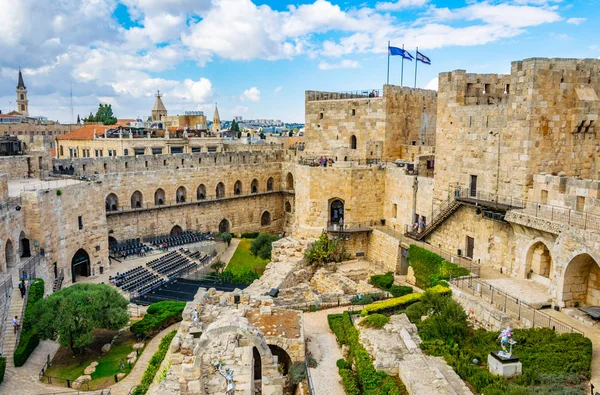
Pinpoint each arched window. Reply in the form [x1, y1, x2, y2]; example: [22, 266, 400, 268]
[154, 188, 165, 206]
[59, 146, 64, 157]
[251, 179, 259, 194]
[286, 173, 294, 190]
[216, 182, 225, 198]
[285, 201, 292, 212]
[131, 190, 143, 208]
[261, 211, 271, 226]
[234, 180, 242, 196]
[197, 184, 206, 200]
[5, 239, 15, 269]
[350, 135, 357, 149]
[176, 186, 187, 203]
[20, 94, 24, 100]
[267, 177, 274, 192]
[124, 149, 129, 156]
[330, 199, 344, 224]
[105, 193, 119, 212]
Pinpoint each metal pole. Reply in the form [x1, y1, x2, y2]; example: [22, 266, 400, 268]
[387, 41, 390, 85]
[414, 47, 418, 88]
[401, 44, 405, 86]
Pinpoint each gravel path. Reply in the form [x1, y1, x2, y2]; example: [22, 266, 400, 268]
[303, 307, 347, 395]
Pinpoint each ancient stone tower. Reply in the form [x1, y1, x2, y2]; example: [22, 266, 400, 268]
[151, 90, 167, 122]
[16, 68, 28, 116]
[212, 103, 221, 133]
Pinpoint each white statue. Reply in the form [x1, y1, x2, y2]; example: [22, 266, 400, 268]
[213, 361, 235, 394]
[498, 326, 516, 358]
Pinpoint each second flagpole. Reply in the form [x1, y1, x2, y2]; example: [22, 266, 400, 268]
[387, 41, 390, 85]
[401, 44, 405, 86]
[414, 46, 419, 88]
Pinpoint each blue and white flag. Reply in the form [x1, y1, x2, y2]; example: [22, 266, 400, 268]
[389, 46, 414, 61]
[416, 51, 431, 65]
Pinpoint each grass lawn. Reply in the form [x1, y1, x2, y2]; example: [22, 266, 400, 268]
[226, 239, 269, 275]
[42, 329, 139, 390]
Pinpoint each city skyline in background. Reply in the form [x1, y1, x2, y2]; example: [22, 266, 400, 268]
[0, 0, 597, 124]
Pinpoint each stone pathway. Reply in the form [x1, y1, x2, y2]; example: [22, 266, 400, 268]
[2, 270, 24, 367]
[478, 266, 551, 307]
[303, 306, 346, 395]
[220, 238, 241, 267]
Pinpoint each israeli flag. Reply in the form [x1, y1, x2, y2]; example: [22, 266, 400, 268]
[389, 46, 414, 61]
[416, 51, 431, 65]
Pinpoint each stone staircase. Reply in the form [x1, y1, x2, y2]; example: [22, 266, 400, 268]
[2, 274, 25, 368]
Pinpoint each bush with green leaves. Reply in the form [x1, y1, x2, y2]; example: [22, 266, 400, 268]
[35, 283, 128, 355]
[328, 312, 407, 395]
[350, 292, 384, 305]
[408, 245, 470, 289]
[220, 269, 260, 285]
[130, 301, 186, 338]
[14, 278, 44, 366]
[250, 233, 279, 260]
[304, 231, 348, 266]
[132, 330, 176, 395]
[217, 232, 233, 246]
[241, 232, 259, 239]
[337, 359, 361, 395]
[389, 285, 413, 298]
[0, 357, 5, 384]
[359, 314, 389, 329]
[360, 285, 451, 316]
[289, 362, 307, 385]
[369, 272, 394, 290]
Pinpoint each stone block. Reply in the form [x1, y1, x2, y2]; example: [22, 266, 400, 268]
[487, 352, 522, 377]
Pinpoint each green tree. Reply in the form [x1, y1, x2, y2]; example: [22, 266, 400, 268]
[85, 104, 117, 125]
[211, 261, 226, 276]
[237, 131, 242, 139]
[76, 114, 81, 124]
[288, 130, 294, 137]
[250, 233, 279, 260]
[34, 283, 129, 354]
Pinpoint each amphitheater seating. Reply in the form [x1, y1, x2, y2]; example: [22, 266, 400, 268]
[146, 251, 198, 279]
[110, 238, 151, 258]
[114, 265, 161, 293]
[144, 231, 213, 249]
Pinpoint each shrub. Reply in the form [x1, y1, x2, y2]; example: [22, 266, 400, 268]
[0, 357, 5, 384]
[56, 189, 62, 196]
[250, 233, 279, 260]
[14, 278, 44, 366]
[389, 285, 413, 298]
[359, 314, 389, 329]
[405, 301, 428, 323]
[221, 269, 260, 285]
[350, 292, 384, 305]
[305, 231, 348, 266]
[408, 245, 470, 289]
[133, 330, 176, 395]
[338, 364, 361, 395]
[360, 285, 450, 316]
[241, 232, 260, 239]
[289, 362, 306, 385]
[336, 358, 352, 370]
[369, 272, 394, 290]
[130, 301, 185, 338]
[217, 232, 232, 246]
[417, 293, 469, 345]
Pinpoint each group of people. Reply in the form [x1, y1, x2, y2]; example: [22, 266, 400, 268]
[412, 215, 426, 234]
[313, 157, 334, 167]
[109, 272, 127, 284]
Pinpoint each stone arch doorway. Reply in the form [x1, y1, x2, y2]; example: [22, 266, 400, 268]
[170, 225, 183, 236]
[216, 182, 225, 198]
[71, 248, 91, 283]
[261, 211, 271, 226]
[525, 241, 553, 284]
[330, 199, 344, 224]
[219, 219, 230, 234]
[19, 231, 31, 258]
[561, 253, 600, 307]
[108, 236, 118, 249]
[286, 173, 294, 191]
[105, 193, 119, 212]
[251, 179, 259, 194]
[193, 320, 283, 394]
[154, 188, 165, 206]
[268, 344, 292, 375]
[131, 190, 143, 209]
[5, 239, 16, 269]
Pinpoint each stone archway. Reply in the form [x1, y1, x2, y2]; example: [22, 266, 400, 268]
[154, 188, 165, 206]
[525, 241, 553, 285]
[131, 190, 143, 209]
[329, 198, 344, 224]
[261, 211, 271, 227]
[193, 319, 283, 394]
[71, 248, 91, 283]
[5, 239, 16, 269]
[19, 231, 31, 258]
[219, 219, 230, 234]
[286, 173, 294, 191]
[105, 193, 119, 212]
[171, 225, 183, 236]
[561, 252, 600, 307]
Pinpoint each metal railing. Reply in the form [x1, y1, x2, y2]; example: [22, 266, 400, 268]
[22, 179, 81, 191]
[457, 188, 525, 210]
[307, 89, 382, 101]
[305, 345, 316, 395]
[515, 201, 600, 232]
[105, 189, 284, 215]
[298, 157, 383, 167]
[15, 280, 30, 348]
[39, 373, 91, 391]
[0, 276, 13, 355]
[326, 221, 373, 233]
[451, 276, 583, 335]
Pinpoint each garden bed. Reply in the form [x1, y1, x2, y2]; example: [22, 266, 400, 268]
[42, 328, 140, 390]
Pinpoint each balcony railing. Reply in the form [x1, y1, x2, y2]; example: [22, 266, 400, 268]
[514, 201, 600, 232]
[307, 89, 382, 101]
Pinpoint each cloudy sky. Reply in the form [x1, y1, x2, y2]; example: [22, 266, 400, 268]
[0, 0, 596, 123]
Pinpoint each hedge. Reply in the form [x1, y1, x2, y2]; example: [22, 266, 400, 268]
[359, 314, 389, 329]
[130, 301, 185, 338]
[369, 272, 394, 290]
[14, 278, 44, 367]
[360, 285, 450, 316]
[337, 359, 361, 395]
[328, 312, 407, 395]
[132, 330, 176, 395]
[408, 245, 470, 289]
[0, 357, 5, 384]
[240, 232, 260, 239]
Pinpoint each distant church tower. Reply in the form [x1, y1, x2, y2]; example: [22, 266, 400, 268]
[212, 103, 221, 133]
[16, 68, 28, 116]
[151, 90, 167, 122]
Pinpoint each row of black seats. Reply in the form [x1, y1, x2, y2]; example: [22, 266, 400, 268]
[145, 232, 213, 248]
[165, 262, 197, 279]
[137, 278, 167, 295]
[146, 251, 180, 270]
[152, 255, 191, 275]
[113, 265, 146, 286]
[122, 271, 160, 292]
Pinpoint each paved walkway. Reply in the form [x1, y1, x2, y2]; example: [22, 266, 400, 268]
[2, 270, 25, 367]
[303, 306, 346, 395]
[221, 238, 241, 267]
[478, 266, 552, 307]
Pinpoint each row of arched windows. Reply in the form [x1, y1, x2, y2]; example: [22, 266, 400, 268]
[105, 175, 296, 211]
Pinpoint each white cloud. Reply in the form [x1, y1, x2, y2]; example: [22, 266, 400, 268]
[274, 86, 283, 94]
[240, 87, 261, 102]
[425, 77, 438, 91]
[233, 105, 248, 114]
[376, 0, 428, 11]
[319, 60, 360, 70]
[567, 17, 586, 25]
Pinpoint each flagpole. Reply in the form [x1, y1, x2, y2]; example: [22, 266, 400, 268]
[401, 44, 404, 86]
[414, 46, 418, 88]
[387, 41, 390, 85]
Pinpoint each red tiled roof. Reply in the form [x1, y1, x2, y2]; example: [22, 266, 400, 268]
[116, 119, 136, 127]
[56, 125, 111, 140]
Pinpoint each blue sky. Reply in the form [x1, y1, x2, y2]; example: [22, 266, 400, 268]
[0, 0, 597, 123]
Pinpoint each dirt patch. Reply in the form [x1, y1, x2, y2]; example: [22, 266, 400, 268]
[246, 308, 302, 338]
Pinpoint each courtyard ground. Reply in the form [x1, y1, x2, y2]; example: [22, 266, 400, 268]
[224, 238, 269, 275]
